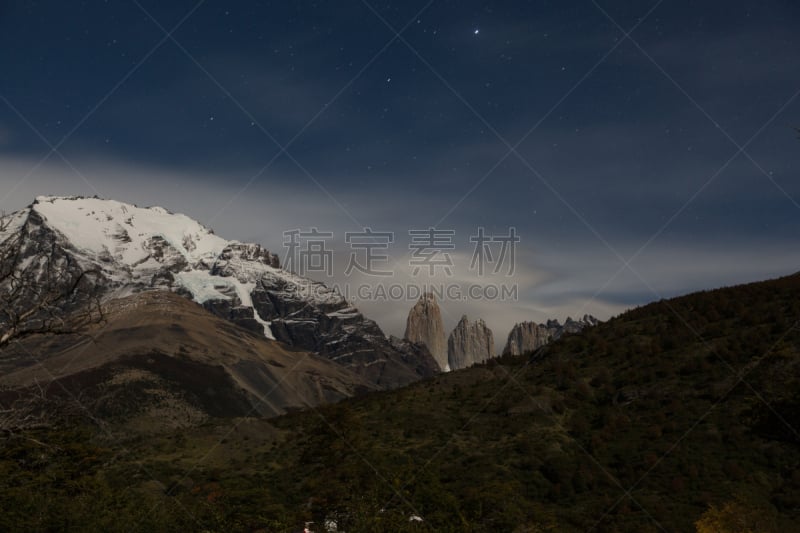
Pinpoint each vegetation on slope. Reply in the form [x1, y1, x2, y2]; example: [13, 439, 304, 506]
[2, 274, 800, 531]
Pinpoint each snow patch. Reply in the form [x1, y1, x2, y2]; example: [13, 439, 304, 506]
[18, 196, 350, 345]
[174, 271, 231, 303]
[33, 196, 227, 268]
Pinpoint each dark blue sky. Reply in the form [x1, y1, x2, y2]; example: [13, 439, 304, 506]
[1, 0, 799, 337]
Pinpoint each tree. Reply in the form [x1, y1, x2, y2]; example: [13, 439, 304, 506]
[0, 211, 103, 348]
[695, 494, 778, 533]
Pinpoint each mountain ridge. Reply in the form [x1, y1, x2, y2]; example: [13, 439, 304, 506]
[1, 291, 377, 429]
[0, 195, 439, 388]
[3, 271, 799, 530]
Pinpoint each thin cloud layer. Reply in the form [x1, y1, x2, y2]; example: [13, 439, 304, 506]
[2, 154, 798, 350]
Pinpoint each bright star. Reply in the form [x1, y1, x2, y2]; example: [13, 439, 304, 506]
[474, 28, 480, 35]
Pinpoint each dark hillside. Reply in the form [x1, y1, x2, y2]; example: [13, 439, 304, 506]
[2, 274, 800, 531]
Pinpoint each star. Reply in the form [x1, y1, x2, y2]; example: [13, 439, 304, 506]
[473, 28, 480, 35]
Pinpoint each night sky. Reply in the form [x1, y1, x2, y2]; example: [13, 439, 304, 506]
[1, 1, 799, 340]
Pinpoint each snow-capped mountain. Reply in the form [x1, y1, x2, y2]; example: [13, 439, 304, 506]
[0, 196, 438, 388]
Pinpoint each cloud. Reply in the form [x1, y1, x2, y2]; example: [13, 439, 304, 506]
[1, 153, 798, 351]
[646, 26, 800, 91]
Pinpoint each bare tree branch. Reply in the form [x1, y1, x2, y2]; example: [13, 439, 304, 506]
[0, 210, 105, 348]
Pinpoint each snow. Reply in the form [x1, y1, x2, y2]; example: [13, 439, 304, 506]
[173, 271, 275, 340]
[259, 269, 345, 307]
[174, 271, 231, 303]
[0, 208, 29, 244]
[230, 279, 275, 340]
[19, 196, 356, 344]
[326, 307, 360, 318]
[33, 196, 228, 268]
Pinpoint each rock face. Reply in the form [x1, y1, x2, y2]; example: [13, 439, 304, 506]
[0, 291, 378, 428]
[503, 315, 601, 355]
[562, 315, 600, 334]
[503, 322, 553, 355]
[447, 315, 495, 370]
[0, 196, 439, 389]
[403, 293, 448, 371]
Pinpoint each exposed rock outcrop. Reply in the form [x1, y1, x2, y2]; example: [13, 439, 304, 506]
[0, 196, 438, 389]
[447, 315, 495, 370]
[503, 321, 553, 355]
[562, 314, 600, 333]
[0, 291, 378, 427]
[403, 293, 448, 371]
[503, 314, 600, 355]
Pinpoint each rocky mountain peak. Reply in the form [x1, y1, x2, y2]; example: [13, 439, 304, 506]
[503, 321, 553, 356]
[503, 314, 601, 355]
[1, 196, 439, 388]
[447, 315, 495, 370]
[404, 292, 448, 371]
